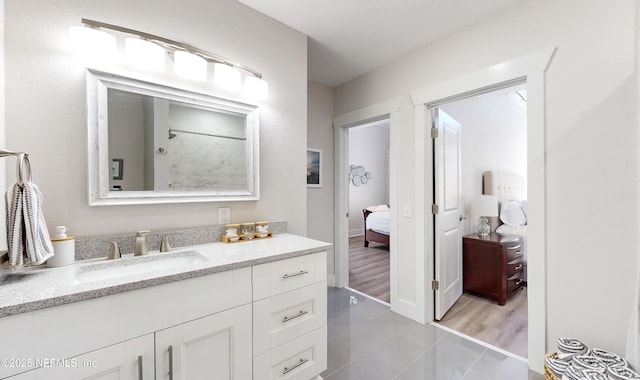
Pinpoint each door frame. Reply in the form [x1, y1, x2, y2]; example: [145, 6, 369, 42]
[333, 97, 401, 299]
[411, 47, 555, 372]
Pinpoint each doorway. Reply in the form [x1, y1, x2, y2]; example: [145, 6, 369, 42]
[347, 119, 391, 303]
[431, 83, 529, 357]
[334, 49, 553, 372]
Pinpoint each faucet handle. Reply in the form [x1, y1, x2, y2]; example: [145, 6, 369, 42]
[136, 230, 150, 237]
[107, 241, 121, 260]
[160, 234, 172, 252]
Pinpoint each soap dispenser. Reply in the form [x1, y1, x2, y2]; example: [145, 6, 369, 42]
[48, 226, 75, 267]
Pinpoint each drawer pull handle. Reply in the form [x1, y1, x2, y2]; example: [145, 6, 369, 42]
[168, 345, 174, 380]
[283, 358, 309, 375]
[283, 310, 308, 323]
[515, 279, 523, 286]
[282, 270, 309, 279]
[137, 355, 143, 380]
[514, 264, 523, 271]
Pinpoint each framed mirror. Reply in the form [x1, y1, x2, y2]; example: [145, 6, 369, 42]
[87, 69, 259, 206]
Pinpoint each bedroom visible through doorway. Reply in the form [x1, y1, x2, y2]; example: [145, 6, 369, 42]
[433, 82, 528, 358]
[347, 119, 391, 303]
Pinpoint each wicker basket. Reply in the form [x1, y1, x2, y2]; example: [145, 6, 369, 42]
[544, 352, 560, 380]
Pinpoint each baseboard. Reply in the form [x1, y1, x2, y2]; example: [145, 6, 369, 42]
[327, 275, 336, 287]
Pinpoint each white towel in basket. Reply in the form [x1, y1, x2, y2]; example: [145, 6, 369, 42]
[5, 181, 54, 267]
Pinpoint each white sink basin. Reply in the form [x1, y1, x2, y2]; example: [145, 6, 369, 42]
[74, 250, 206, 284]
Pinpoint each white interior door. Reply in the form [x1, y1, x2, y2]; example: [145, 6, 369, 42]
[433, 108, 463, 320]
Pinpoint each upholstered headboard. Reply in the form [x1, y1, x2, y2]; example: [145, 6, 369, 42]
[483, 171, 526, 204]
[483, 171, 526, 231]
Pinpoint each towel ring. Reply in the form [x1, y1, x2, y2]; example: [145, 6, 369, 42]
[16, 153, 31, 187]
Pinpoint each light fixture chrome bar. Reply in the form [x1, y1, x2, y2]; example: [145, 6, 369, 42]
[81, 18, 263, 79]
[169, 128, 247, 141]
[0, 149, 26, 157]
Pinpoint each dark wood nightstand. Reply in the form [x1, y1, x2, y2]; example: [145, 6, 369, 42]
[462, 232, 524, 305]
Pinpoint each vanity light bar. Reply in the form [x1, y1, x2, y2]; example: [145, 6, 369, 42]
[80, 18, 264, 79]
[74, 19, 268, 99]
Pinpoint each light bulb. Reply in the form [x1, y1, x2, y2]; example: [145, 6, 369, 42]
[214, 63, 241, 91]
[125, 38, 165, 72]
[69, 26, 116, 62]
[173, 51, 207, 81]
[244, 76, 269, 100]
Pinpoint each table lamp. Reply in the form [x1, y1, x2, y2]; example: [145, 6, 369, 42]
[470, 195, 498, 238]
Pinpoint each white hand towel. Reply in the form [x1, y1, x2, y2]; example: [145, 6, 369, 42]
[5, 181, 54, 267]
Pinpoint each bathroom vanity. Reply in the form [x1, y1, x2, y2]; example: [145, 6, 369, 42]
[0, 234, 330, 380]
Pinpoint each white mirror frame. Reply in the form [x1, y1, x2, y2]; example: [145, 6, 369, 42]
[86, 69, 260, 206]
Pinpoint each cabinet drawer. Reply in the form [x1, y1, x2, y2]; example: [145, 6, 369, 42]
[253, 326, 327, 380]
[253, 281, 327, 356]
[253, 251, 327, 301]
[506, 242, 524, 261]
[507, 259, 524, 277]
[507, 273, 524, 294]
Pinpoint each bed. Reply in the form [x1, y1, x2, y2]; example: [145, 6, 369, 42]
[483, 171, 528, 282]
[363, 205, 390, 247]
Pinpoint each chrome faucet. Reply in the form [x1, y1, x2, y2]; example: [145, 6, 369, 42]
[134, 231, 150, 256]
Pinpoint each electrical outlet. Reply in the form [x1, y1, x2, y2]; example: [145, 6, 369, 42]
[218, 207, 231, 225]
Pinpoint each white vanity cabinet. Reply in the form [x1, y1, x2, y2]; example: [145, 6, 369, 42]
[7, 334, 155, 380]
[252, 251, 327, 380]
[0, 247, 329, 380]
[155, 303, 252, 380]
[2, 266, 252, 380]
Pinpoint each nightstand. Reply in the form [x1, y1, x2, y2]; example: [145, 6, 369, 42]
[462, 232, 524, 305]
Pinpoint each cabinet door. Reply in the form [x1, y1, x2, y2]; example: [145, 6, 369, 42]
[155, 303, 252, 380]
[8, 334, 154, 380]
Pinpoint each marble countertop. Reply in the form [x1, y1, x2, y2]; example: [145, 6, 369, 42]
[0, 234, 331, 318]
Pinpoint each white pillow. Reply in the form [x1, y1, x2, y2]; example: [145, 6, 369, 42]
[366, 204, 390, 212]
[500, 200, 527, 226]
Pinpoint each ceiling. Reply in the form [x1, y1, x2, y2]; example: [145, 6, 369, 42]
[238, 0, 528, 87]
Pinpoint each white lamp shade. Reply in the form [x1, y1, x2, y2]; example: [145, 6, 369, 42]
[125, 38, 165, 71]
[470, 195, 498, 217]
[173, 51, 207, 81]
[244, 76, 269, 100]
[214, 63, 241, 91]
[69, 26, 116, 61]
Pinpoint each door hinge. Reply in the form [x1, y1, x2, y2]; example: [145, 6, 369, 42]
[346, 212, 349, 218]
[432, 280, 440, 291]
[431, 128, 439, 139]
[432, 204, 439, 214]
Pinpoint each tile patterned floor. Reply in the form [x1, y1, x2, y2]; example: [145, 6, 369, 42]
[323, 287, 545, 380]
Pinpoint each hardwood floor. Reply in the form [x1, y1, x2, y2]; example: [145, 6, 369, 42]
[438, 287, 528, 358]
[348, 235, 390, 303]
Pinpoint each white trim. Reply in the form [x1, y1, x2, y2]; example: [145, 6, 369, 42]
[333, 97, 401, 299]
[411, 48, 555, 373]
[333, 97, 402, 128]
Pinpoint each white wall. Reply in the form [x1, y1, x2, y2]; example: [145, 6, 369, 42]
[440, 85, 527, 233]
[307, 80, 335, 283]
[334, 0, 637, 359]
[5, 0, 307, 237]
[348, 125, 389, 236]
